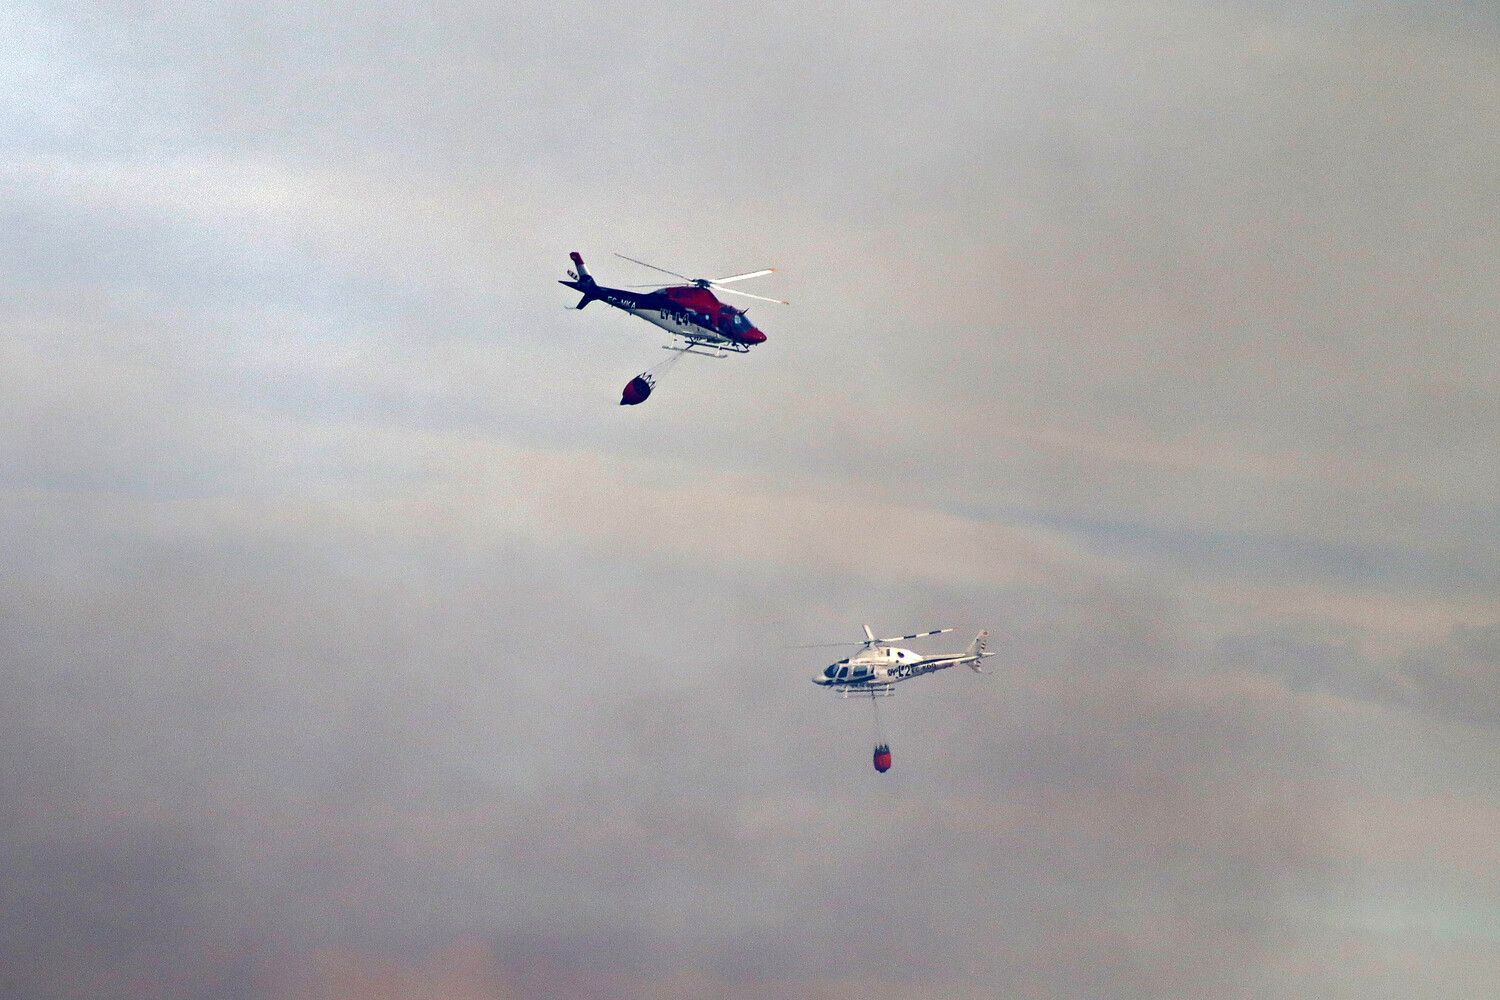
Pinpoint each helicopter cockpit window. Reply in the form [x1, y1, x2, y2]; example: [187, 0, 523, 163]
[853, 666, 868, 678]
[824, 665, 837, 679]
[724, 311, 752, 334]
[837, 666, 850, 680]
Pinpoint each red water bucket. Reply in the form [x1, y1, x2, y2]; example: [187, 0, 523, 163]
[873, 743, 892, 773]
[620, 375, 654, 405]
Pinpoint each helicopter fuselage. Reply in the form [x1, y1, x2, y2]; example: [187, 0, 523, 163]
[812, 635, 993, 695]
[561, 279, 767, 351]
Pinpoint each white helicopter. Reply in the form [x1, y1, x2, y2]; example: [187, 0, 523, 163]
[807, 626, 994, 773]
[809, 626, 994, 697]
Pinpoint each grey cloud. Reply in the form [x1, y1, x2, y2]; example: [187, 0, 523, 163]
[2, 536, 1344, 999]
[0, 828, 245, 998]
[1217, 621, 1500, 731]
[1395, 623, 1500, 729]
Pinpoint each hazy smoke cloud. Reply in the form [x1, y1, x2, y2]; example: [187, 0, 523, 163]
[4, 2, 1496, 998]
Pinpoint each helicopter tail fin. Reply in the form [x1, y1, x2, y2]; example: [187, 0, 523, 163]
[966, 630, 991, 672]
[565, 251, 598, 309]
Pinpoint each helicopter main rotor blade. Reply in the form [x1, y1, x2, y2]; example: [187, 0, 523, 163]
[708, 268, 775, 285]
[613, 253, 693, 282]
[709, 285, 789, 305]
[787, 628, 953, 649]
[786, 641, 866, 649]
[872, 628, 955, 644]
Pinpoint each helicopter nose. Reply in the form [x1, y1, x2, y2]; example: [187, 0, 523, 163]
[743, 328, 766, 344]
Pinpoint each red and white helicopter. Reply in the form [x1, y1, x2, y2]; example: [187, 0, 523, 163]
[806, 626, 993, 773]
[560, 252, 783, 404]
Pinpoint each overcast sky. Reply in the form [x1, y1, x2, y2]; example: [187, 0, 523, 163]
[3, 3, 1497, 998]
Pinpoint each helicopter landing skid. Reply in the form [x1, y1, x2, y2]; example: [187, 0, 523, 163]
[662, 340, 747, 359]
[837, 686, 896, 699]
